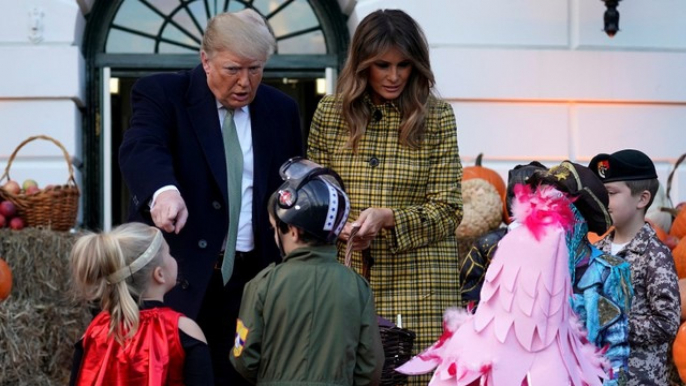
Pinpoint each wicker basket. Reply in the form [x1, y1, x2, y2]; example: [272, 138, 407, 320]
[377, 316, 416, 386]
[345, 228, 416, 385]
[0, 135, 79, 231]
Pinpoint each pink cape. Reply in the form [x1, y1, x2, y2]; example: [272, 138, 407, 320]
[396, 186, 607, 386]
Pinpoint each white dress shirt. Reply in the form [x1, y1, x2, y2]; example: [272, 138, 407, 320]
[218, 103, 255, 252]
[151, 101, 255, 253]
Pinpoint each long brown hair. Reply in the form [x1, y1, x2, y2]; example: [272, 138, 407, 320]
[337, 9, 435, 151]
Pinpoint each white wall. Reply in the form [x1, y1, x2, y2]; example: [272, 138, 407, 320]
[349, 0, 686, 206]
[0, 0, 85, 193]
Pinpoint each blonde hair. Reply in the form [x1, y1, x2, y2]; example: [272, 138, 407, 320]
[71, 223, 164, 343]
[337, 9, 435, 151]
[201, 8, 276, 61]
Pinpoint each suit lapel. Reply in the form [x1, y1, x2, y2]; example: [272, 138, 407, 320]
[187, 65, 228, 204]
[249, 85, 275, 207]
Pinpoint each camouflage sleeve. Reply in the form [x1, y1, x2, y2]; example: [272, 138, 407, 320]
[629, 247, 680, 346]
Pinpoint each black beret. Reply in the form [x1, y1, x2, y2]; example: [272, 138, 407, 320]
[588, 149, 657, 183]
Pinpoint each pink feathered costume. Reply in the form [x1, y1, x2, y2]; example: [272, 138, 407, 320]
[396, 185, 607, 386]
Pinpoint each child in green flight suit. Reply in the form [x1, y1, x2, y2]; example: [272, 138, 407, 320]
[230, 157, 384, 385]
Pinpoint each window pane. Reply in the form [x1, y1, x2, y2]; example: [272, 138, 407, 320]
[227, 1, 247, 12]
[161, 23, 201, 50]
[106, 0, 326, 54]
[159, 41, 199, 54]
[106, 29, 156, 53]
[186, 1, 210, 32]
[144, 0, 180, 15]
[270, 0, 319, 37]
[111, 0, 164, 34]
[252, 0, 284, 15]
[278, 30, 325, 54]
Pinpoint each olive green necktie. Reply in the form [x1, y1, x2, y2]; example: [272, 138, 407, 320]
[221, 108, 243, 284]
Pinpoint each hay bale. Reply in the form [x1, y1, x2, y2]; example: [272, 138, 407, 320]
[0, 228, 91, 386]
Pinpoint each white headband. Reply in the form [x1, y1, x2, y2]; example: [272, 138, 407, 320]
[106, 230, 163, 284]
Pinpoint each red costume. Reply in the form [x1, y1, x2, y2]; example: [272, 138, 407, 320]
[76, 307, 185, 386]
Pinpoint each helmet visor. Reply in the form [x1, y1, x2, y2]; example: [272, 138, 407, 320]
[279, 157, 323, 181]
[279, 156, 345, 191]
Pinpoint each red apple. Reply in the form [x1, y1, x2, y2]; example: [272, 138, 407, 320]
[9, 217, 24, 230]
[0, 214, 5, 228]
[0, 201, 16, 218]
[2, 180, 20, 195]
[22, 179, 38, 191]
[25, 185, 40, 195]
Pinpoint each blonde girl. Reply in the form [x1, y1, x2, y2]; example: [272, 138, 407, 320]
[69, 222, 212, 386]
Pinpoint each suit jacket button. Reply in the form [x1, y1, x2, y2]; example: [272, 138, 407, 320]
[198, 239, 207, 249]
[212, 201, 221, 210]
[180, 280, 190, 290]
[369, 157, 379, 167]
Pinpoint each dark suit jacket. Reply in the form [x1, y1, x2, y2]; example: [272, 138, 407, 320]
[119, 64, 303, 318]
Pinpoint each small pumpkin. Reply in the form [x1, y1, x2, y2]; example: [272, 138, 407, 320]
[670, 207, 686, 240]
[646, 219, 669, 245]
[673, 237, 686, 279]
[673, 322, 686, 382]
[679, 279, 686, 321]
[0, 257, 12, 301]
[455, 178, 503, 238]
[665, 153, 686, 239]
[462, 154, 507, 223]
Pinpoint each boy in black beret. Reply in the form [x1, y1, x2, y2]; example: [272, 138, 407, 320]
[589, 149, 680, 386]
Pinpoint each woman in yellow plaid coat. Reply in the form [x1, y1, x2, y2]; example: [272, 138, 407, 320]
[307, 9, 463, 384]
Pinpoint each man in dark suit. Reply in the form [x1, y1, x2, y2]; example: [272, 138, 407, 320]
[119, 9, 302, 385]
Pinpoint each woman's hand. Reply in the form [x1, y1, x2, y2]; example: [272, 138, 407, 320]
[339, 208, 395, 251]
[340, 222, 371, 251]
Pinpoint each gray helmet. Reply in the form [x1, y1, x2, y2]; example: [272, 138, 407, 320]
[271, 157, 350, 243]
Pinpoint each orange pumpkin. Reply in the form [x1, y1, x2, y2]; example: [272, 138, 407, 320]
[674, 237, 686, 279]
[0, 257, 12, 301]
[646, 219, 669, 244]
[674, 322, 686, 382]
[463, 154, 507, 223]
[671, 207, 686, 240]
[679, 279, 686, 321]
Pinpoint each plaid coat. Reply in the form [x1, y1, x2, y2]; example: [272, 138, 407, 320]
[308, 94, 463, 375]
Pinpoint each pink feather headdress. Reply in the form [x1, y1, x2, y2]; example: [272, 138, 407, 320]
[510, 184, 576, 241]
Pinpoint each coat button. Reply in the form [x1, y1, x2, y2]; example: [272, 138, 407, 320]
[369, 157, 379, 167]
[212, 201, 221, 210]
[180, 280, 190, 290]
[198, 239, 207, 249]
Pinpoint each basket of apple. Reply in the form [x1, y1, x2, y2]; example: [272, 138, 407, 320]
[0, 135, 79, 231]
